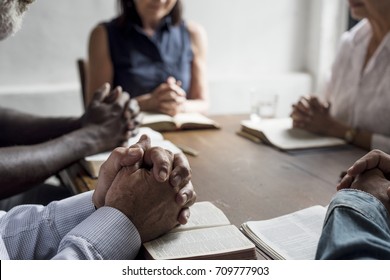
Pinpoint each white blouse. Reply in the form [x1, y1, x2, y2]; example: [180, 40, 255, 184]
[326, 19, 390, 152]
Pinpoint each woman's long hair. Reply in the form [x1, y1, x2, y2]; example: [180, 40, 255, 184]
[117, 0, 183, 26]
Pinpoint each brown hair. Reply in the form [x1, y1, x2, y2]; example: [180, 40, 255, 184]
[117, 0, 183, 26]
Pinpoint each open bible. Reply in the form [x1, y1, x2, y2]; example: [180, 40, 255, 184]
[141, 112, 220, 132]
[142, 201, 256, 260]
[241, 205, 327, 260]
[240, 118, 346, 151]
[80, 127, 181, 178]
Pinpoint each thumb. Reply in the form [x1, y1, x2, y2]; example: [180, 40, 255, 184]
[166, 76, 177, 85]
[92, 83, 111, 103]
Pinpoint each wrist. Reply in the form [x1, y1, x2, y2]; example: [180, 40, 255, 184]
[344, 127, 358, 144]
[136, 94, 154, 112]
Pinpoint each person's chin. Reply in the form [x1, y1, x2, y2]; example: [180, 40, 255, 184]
[350, 8, 367, 20]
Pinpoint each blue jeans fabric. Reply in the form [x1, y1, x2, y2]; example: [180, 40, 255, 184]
[316, 189, 390, 259]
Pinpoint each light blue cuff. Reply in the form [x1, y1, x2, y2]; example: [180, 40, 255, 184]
[62, 206, 141, 260]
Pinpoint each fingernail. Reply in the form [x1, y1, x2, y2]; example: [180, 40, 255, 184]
[159, 170, 168, 181]
[172, 175, 181, 187]
[181, 193, 188, 204]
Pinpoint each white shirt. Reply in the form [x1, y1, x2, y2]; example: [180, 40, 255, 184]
[0, 191, 141, 259]
[327, 19, 390, 152]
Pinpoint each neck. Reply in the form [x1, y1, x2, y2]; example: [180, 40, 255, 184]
[142, 17, 162, 33]
[368, 16, 390, 43]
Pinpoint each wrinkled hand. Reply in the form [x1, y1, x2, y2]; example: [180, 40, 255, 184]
[338, 150, 390, 200]
[138, 77, 187, 116]
[129, 134, 196, 224]
[80, 83, 132, 153]
[92, 134, 196, 225]
[290, 96, 336, 135]
[105, 165, 181, 242]
[349, 168, 390, 214]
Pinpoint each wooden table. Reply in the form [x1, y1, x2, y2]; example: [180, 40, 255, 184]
[162, 115, 366, 227]
[61, 114, 367, 230]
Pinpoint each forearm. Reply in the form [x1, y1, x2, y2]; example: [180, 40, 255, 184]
[54, 206, 141, 260]
[0, 192, 95, 259]
[0, 107, 81, 146]
[316, 189, 390, 259]
[326, 120, 372, 150]
[0, 128, 100, 198]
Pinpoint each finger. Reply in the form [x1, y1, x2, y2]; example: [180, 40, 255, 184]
[296, 99, 312, 115]
[157, 91, 177, 102]
[128, 99, 140, 116]
[112, 89, 130, 113]
[130, 134, 152, 152]
[308, 96, 321, 110]
[97, 147, 144, 187]
[336, 174, 355, 191]
[291, 109, 309, 121]
[177, 207, 190, 225]
[176, 80, 182, 87]
[92, 83, 110, 104]
[170, 153, 191, 188]
[347, 150, 390, 177]
[104, 86, 121, 104]
[176, 181, 196, 207]
[144, 147, 174, 182]
[166, 76, 177, 85]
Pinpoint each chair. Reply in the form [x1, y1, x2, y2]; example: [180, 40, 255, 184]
[76, 59, 88, 109]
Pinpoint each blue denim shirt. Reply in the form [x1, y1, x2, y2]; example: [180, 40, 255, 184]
[316, 189, 390, 259]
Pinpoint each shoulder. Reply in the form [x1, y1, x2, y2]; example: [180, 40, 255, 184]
[185, 21, 207, 51]
[340, 19, 370, 47]
[186, 21, 207, 42]
[89, 23, 110, 47]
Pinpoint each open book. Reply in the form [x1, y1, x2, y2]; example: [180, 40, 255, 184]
[241, 205, 327, 260]
[80, 127, 181, 178]
[240, 118, 346, 151]
[141, 112, 220, 132]
[142, 201, 256, 260]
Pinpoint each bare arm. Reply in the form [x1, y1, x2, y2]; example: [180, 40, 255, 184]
[0, 127, 104, 198]
[291, 96, 372, 150]
[185, 21, 209, 113]
[0, 85, 132, 198]
[87, 24, 113, 105]
[0, 107, 81, 146]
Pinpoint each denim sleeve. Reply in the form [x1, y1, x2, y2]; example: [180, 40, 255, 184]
[316, 189, 390, 259]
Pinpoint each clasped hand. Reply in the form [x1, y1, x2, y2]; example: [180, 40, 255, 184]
[141, 76, 187, 116]
[337, 150, 390, 213]
[92, 134, 196, 242]
[290, 96, 335, 135]
[80, 83, 141, 154]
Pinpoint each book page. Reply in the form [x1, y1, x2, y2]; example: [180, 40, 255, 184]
[171, 201, 231, 232]
[242, 205, 326, 259]
[241, 118, 346, 150]
[144, 225, 254, 260]
[84, 127, 180, 177]
[173, 113, 218, 128]
[141, 112, 174, 125]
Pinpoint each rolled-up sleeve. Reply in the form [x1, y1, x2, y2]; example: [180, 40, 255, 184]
[316, 189, 390, 259]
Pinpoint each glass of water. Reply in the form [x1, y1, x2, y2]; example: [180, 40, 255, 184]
[250, 88, 278, 122]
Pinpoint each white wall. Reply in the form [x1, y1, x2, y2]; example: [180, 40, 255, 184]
[0, 0, 345, 117]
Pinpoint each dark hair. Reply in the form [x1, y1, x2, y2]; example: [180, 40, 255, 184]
[118, 0, 183, 26]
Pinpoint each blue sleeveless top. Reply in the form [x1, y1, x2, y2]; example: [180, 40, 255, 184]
[103, 17, 193, 98]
